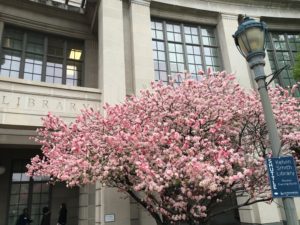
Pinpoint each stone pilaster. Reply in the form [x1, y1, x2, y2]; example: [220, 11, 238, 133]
[129, 0, 154, 94]
[97, 1, 130, 225]
[79, 184, 95, 225]
[84, 39, 99, 88]
[0, 21, 4, 57]
[98, 0, 126, 104]
[216, 14, 254, 89]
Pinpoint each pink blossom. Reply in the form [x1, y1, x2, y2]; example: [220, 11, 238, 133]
[27, 72, 300, 225]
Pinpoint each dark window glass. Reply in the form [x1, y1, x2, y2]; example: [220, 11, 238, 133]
[151, 20, 221, 84]
[0, 26, 84, 86]
[7, 160, 51, 225]
[266, 32, 300, 96]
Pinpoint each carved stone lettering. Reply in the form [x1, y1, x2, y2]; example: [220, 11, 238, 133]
[16, 97, 21, 107]
[42, 100, 49, 109]
[70, 103, 76, 111]
[2, 96, 9, 105]
[56, 102, 64, 111]
[28, 98, 35, 107]
[83, 103, 90, 109]
[0, 92, 100, 114]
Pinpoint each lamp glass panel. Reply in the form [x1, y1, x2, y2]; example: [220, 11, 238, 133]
[245, 27, 264, 52]
[237, 33, 250, 57]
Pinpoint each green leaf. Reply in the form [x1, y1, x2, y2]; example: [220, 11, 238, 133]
[293, 52, 300, 81]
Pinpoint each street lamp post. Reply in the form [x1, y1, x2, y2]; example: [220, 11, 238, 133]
[233, 16, 299, 225]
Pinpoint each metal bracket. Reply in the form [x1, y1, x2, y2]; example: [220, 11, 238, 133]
[266, 64, 290, 87]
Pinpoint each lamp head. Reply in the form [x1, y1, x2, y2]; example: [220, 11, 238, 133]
[233, 16, 268, 61]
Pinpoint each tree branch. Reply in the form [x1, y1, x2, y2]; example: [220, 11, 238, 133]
[127, 190, 163, 225]
[205, 197, 271, 222]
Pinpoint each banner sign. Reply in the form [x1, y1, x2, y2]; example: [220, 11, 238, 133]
[266, 156, 300, 198]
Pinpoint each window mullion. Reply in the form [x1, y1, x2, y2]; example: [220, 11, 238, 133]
[213, 28, 223, 71]
[80, 41, 85, 87]
[62, 40, 67, 85]
[180, 24, 189, 72]
[19, 32, 27, 79]
[42, 36, 48, 82]
[284, 33, 295, 65]
[28, 178, 34, 217]
[162, 21, 171, 80]
[198, 26, 207, 72]
[268, 33, 284, 85]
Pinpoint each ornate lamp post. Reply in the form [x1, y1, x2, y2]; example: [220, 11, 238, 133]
[233, 16, 298, 225]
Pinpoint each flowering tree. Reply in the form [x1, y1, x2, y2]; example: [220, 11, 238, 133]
[27, 72, 300, 225]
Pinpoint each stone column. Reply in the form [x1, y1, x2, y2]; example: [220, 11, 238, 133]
[84, 39, 98, 88]
[0, 21, 3, 39]
[129, 0, 154, 94]
[98, 0, 126, 104]
[127, 1, 156, 224]
[97, 1, 130, 225]
[79, 184, 95, 225]
[217, 14, 254, 89]
[0, 21, 4, 57]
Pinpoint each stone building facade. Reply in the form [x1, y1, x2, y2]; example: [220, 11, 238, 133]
[0, 0, 299, 225]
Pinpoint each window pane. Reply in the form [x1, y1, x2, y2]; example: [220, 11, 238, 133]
[3, 28, 23, 50]
[157, 42, 164, 51]
[151, 20, 220, 83]
[0, 49, 21, 78]
[267, 31, 300, 90]
[176, 44, 183, 53]
[193, 46, 201, 55]
[32, 194, 41, 204]
[48, 37, 64, 57]
[156, 31, 164, 40]
[1, 26, 85, 85]
[20, 184, 29, 194]
[19, 194, 28, 204]
[46, 57, 63, 80]
[11, 184, 20, 194]
[41, 183, 49, 193]
[68, 49, 82, 60]
[27, 33, 44, 54]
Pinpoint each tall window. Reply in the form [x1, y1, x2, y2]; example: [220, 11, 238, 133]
[266, 32, 300, 95]
[151, 19, 221, 84]
[7, 160, 51, 225]
[0, 26, 84, 86]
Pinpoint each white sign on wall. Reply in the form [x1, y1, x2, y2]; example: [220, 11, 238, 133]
[104, 214, 115, 222]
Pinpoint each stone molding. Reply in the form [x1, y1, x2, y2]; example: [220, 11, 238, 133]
[262, 17, 300, 32]
[130, 0, 151, 7]
[219, 13, 238, 21]
[202, 0, 300, 9]
[0, 77, 101, 99]
[151, 0, 300, 19]
[150, 7, 218, 25]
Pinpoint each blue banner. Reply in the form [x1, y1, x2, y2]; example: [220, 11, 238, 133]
[266, 156, 300, 198]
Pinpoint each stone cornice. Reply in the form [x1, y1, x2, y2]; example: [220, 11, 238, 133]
[261, 17, 300, 32]
[130, 0, 151, 7]
[152, 0, 300, 20]
[201, 0, 300, 9]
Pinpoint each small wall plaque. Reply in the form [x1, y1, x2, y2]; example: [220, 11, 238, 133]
[104, 214, 115, 222]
